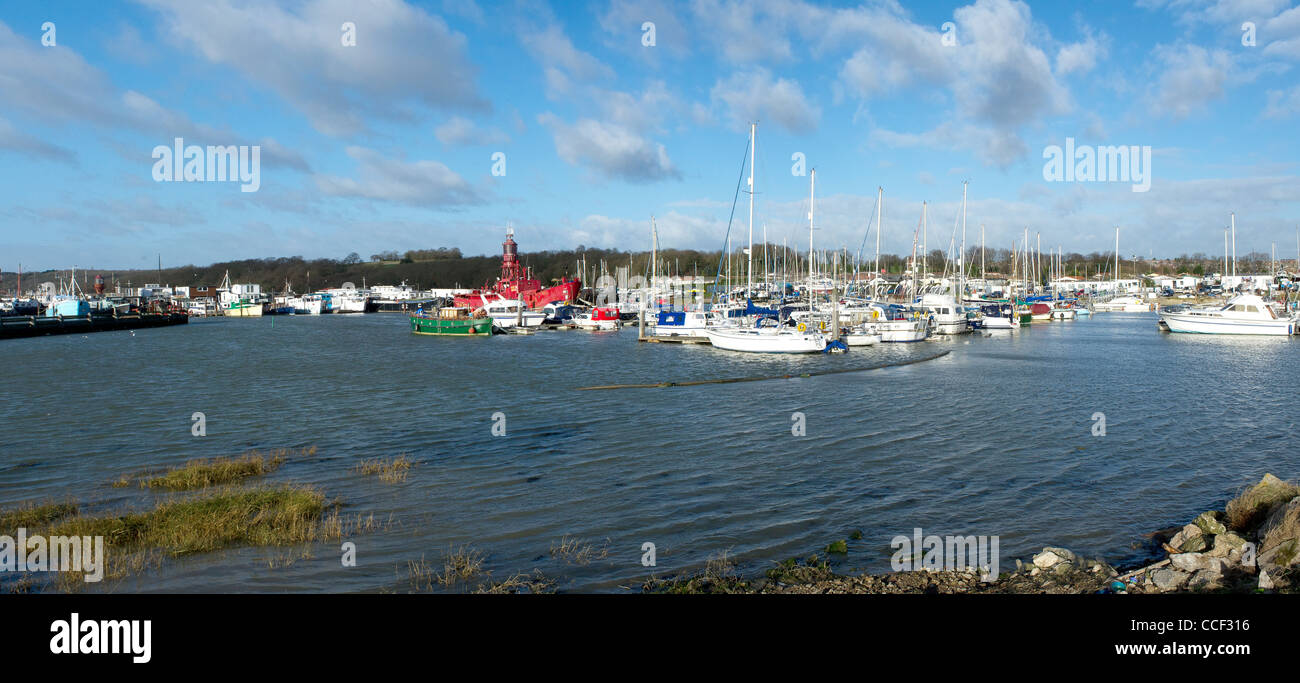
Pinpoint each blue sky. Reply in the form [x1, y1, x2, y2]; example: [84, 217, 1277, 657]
[3, 0, 1300, 271]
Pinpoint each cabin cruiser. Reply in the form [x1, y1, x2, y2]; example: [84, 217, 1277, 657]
[570, 307, 620, 330]
[481, 298, 546, 329]
[915, 293, 969, 334]
[1158, 294, 1296, 336]
[870, 303, 930, 342]
[979, 303, 1019, 330]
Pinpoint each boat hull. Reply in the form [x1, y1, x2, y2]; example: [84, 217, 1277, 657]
[1159, 314, 1294, 336]
[409, 316, 493, 335]
[704, 329, 827, 353]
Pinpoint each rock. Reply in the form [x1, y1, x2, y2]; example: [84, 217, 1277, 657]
[1032, 547, 1075, 569]
[1179, 535, 1207, 553]
[1170, 523, 1202, 550]
[826, 540, 848, 554]
[1194, 511, 1227, 536]
[1207, 532, 1247, 558]
[1170, 552, 1217, 573]
[1258, 569, 1275, 590]
[1188, 566, 1223, 591]
[1149, 568, 1188, 591]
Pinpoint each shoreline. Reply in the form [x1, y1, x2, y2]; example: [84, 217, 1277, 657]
[643, 473, 1300, 595]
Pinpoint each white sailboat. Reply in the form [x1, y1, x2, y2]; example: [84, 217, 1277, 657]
[705, 124, 828, 354]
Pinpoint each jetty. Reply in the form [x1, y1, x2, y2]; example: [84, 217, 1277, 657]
[0, 312, 189, 340]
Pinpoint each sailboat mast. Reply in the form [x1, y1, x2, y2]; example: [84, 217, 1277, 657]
[808, 168, 816, 285]
[960, 181, 967, 298]
[747, 122, 756, 300]
[1230, 212, 1237, 278]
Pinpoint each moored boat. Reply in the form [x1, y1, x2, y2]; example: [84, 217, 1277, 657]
[410, 307, 492, 335]
[1157, 294, 1295, 336]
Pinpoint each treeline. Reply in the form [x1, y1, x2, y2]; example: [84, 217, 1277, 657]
[4, 246, 1290, 296]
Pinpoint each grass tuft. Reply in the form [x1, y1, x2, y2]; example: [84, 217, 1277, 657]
[0, 500, 78, 533]
[549, 535, 610, 565]
[1225, 473, 1300, 532]
[355, 455, 413, 483]
[140, 453, 285, 491]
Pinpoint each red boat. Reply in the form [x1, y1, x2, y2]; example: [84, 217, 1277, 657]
[454, 228, 581, 310]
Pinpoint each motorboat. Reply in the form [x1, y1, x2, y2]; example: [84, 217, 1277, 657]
[1158, 294, 1296, 335]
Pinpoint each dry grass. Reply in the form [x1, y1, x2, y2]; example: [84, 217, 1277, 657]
[140, 453, 285, 490]
[48, 485, 328, 556]
[549, 536, 610, 565]
[355, 455, 413, 483]
[404, 545, 486, 591]
[475, 570, 557, 594]
[0, 500, 78, 533]
[1225, 473, 1300, 532]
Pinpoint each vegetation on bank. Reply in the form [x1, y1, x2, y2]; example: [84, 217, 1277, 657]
[10, 240, 1279, 296]
[137, 452, 286, 490]
[0, 500, 78, 531]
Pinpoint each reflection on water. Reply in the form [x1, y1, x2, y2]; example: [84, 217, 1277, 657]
[2, 312, 1297, 592]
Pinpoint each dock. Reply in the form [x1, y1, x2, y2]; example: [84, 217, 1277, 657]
[0, 312, 189, 340]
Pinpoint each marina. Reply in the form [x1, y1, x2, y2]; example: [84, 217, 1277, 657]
[3, 309, 1297, 595]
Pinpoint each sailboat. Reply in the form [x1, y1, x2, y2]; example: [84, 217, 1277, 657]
[705, 125, 828, 353]
[1093, 227, 1150, 312]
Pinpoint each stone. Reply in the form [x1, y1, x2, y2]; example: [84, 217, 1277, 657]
[1149, 568, 1188, 591]
[1171, 523, 1202, 550]
[1258, 569, 1275, 590]
[1032, 547, 1074, 569]
[1194, 511, 1227, 536]
[1170, 552, 1217, 573]
[1188, 566, 1223, 591]
[1207, 532, 1247, 559]
[1178, 535, 1207, 553]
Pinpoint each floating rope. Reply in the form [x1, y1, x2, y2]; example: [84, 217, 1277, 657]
[575, 350, 950, 390]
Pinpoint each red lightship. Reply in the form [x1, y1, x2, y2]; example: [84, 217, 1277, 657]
[454, 228, 581, 310]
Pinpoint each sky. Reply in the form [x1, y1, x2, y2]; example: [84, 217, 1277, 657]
[3, 0, 1300, 271]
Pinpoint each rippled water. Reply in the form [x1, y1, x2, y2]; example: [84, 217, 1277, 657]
[3, 312, 1298, 592]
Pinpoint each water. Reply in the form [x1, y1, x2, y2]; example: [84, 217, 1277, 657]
[3, 313, 1297, 592]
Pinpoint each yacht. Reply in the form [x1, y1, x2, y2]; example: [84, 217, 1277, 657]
[704, 323, 828, 353]
[871, 303, 931, 342]
[650, 309, 728, 338]
[1158, 294, 1295, 335]
[482, 298, 546, 329]
[916, 292, 969, 334]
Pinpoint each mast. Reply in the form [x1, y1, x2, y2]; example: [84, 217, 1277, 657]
[808, 168, 816, 285]
[651, 215, 658, 309]
[747, 122, 756, 300]
[1230, 212, 1237, 278]
[980, 224, 986, 284]
[960, 181, 967, 299]
[1114, 226, 1120, 292]
[874, 186, 882, 285]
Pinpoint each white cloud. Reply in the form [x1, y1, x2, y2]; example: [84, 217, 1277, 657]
[1148, 43, 1235, 119]
[1263, 84, 1300, 117]
[435, 117, 510, 146]
[137, 0, 489, 137]
[315, 146, 482, 206]
[538, 114, 679, 183]
[710, 67, 820, 133]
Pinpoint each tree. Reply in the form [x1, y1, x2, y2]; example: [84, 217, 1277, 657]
[342, 252, 361, 265]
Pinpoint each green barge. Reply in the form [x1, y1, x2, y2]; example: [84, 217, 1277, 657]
[409, 307, 493, 335]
